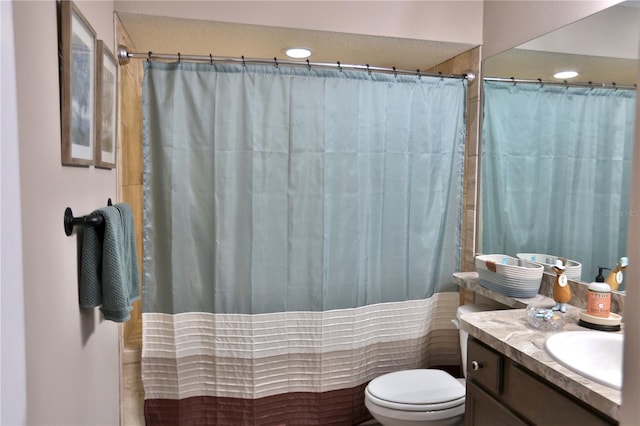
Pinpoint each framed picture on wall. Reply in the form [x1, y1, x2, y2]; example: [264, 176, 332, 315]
[59, 0, 96, 166]
[94, 40, 118, 169]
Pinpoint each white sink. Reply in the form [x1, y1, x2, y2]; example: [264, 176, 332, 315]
[545, 331, 623, 390]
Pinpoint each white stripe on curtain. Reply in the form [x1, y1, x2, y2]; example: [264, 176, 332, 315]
[142, 293, 460, 400]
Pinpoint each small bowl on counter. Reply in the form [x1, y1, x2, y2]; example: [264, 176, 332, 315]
[526, 304, 565, 331]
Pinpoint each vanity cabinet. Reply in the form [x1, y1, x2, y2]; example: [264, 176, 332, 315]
[465, 338, 617, 426]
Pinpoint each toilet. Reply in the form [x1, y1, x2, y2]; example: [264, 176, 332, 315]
[364, 303, 498, 426]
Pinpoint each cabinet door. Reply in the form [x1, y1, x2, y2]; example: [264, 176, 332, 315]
[466, 380, 528, 426]
[503, 361, 617, 426]
[467, 338, 503, 396]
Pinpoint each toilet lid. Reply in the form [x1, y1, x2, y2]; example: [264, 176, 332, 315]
[366, 369, 465, 410]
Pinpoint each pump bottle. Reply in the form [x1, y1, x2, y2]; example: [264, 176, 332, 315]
[587, 267, 612, 318]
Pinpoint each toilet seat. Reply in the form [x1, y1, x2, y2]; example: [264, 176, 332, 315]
[365, 369, 465, 412]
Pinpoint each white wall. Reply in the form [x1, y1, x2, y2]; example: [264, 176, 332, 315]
[1, 1, 27, 424]
[10, 1, 120, 424]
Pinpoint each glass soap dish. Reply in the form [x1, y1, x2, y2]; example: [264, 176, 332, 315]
[526, 304, 565, 331]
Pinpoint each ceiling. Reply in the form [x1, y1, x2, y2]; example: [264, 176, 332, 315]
[116, 12, 476, 73]
[116, 1, 639, 84]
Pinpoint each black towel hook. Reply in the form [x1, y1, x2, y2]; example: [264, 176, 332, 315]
[64, 198, 113, 236]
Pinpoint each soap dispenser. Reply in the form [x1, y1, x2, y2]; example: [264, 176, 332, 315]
[587, 267, 611, 318]
[552, 260, 571, 313]
[605, 257, 628, 291]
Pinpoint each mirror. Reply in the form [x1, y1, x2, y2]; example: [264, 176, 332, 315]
[480, 1, 639, 292]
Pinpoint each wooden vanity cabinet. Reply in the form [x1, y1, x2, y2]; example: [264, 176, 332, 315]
[465, 338, 617, 426]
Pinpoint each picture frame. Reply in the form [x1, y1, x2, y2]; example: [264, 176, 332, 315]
[94, 40, 118, 169]
[59, 0, 96, 167]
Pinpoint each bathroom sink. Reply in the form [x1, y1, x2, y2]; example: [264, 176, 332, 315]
[545, 331, 623, 390]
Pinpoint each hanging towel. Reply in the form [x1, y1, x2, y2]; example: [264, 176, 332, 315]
[79, 203, 140, 322]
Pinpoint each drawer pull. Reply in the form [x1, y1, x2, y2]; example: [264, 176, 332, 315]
[471, 360, 483, 370]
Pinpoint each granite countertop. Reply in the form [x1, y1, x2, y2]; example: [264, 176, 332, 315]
[454, 272, 622, 421]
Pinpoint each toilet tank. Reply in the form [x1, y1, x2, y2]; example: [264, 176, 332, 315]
[454, 302, 504, 377]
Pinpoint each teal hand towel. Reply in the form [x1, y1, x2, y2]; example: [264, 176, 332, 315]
[79, 203, 140, 322]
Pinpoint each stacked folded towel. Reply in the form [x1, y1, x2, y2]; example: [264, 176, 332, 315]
[79, 203, 140, 322]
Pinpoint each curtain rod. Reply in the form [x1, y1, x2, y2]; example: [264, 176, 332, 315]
[117, 45, 474, 82]
[484, 76, 636, 91]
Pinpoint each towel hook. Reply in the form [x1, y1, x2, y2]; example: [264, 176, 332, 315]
[64, 199, 113, 236]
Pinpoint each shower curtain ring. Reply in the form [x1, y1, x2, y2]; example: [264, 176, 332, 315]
[392, 66, 397, 78]
[416, 69, 421, 79]
[147, 51, 152, 62]
[511, 77, 516, 86]
[366, 64, 371, 75]
[537, 78, 543, 88]
[274, 57, 278, 69]
[438, 71, 443, 81]
[306, 59, 311, 71]
[210, 54, 213, 65]
[337, 61, 342, 72]
[178, 52, 181, 63]
[242, 56, 246, 68]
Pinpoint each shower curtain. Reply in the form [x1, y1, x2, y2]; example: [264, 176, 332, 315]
[142, 61, 467, 425]
[482, 80, 636, 281]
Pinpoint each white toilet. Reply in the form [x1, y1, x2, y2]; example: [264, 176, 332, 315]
[364, 304, 497, 426]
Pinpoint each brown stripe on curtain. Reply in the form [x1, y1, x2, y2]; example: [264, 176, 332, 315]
[145, 384, 372, 426]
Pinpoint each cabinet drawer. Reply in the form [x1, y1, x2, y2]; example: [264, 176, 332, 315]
[503, 360, 616, 425]
[466, 338, 502, 396]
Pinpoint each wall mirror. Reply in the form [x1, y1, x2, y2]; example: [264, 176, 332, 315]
[480, 0, 639, 292]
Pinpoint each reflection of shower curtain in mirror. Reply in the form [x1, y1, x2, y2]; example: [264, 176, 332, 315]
[141, 61, 467, 424]
[482, 81, 636, 282]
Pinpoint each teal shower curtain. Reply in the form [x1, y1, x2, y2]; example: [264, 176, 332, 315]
[482, 80, 636, 282]
[141, 61, 466, 424]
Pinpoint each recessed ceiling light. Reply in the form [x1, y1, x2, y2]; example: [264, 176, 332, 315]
[284, 47, 312, 59]
[553, 70, 579, 79]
